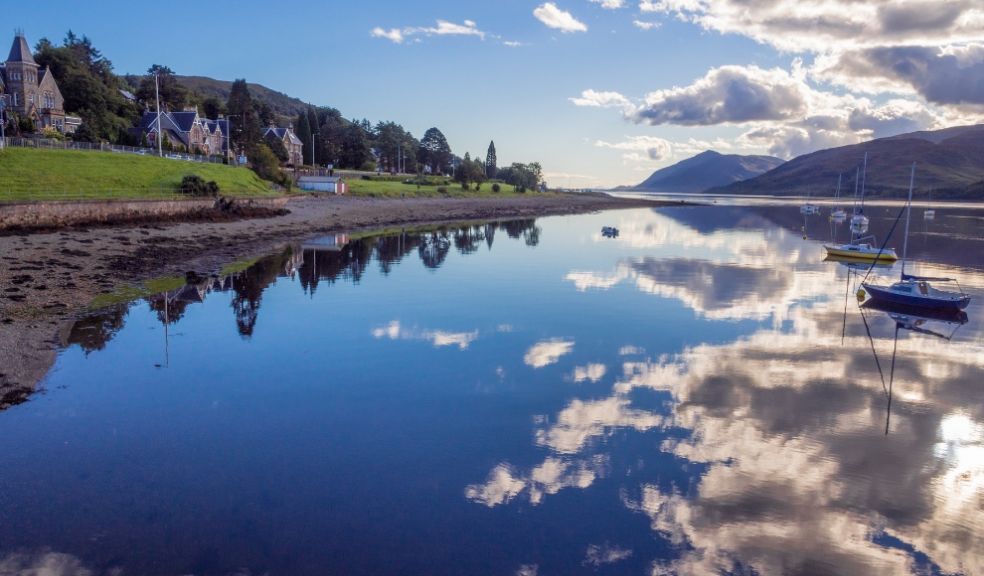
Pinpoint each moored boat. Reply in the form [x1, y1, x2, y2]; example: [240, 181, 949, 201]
[860, 164, 972, 312]
[824, 242, 898, 262]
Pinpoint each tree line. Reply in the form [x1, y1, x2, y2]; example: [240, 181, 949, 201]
[15, 31, 546, 190]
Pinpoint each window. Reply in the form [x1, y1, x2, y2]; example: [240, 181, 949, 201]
[12, 93, 18, 106]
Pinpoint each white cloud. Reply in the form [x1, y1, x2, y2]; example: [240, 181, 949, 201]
[584, 543, 633, 566]
[636, 0, 984, 52]
[370, 27, 404, 43]
[372, 321, 478, 350]
[632, 65, 809, 126]
[370, 19, 487, 44]
[534, 3, 589, 33]
[633, 20, 660, 30]
[591, 0, 626, 8]
[573, 363, 608, 383]
[594, 135, 674, 161]
[569, 89, 633, 110]
[524, 339, 575, 368]
[503, 40, 525, 47]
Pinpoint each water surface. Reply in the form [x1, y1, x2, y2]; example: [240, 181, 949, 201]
[1, 206, 982, 575]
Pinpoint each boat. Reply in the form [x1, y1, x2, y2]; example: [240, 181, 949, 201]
[924, 188, 936, 220]
[800, 188, 821, 215]
[850, 155, 870, 234]
[859, 164, 972, 311]
[601, 226, 619, 238]
[829, 174, 847, 221]
[824, 243, 897, 262]
[823, 165, 897, 262]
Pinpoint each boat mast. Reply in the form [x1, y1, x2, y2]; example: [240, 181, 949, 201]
[860, 152, 868, 212]
[901, 163, 915, 279]
[836, 173, 842, 201]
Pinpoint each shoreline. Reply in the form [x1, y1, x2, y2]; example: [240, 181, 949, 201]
[0, 193, 682, 405]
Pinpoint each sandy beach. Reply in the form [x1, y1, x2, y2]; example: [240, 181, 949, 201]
[0, 193, 673, 406]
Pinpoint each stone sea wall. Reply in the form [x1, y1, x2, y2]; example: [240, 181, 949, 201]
[0, 196, 290, 230]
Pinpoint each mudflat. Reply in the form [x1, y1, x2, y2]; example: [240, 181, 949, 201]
[0, 193, 674, 405]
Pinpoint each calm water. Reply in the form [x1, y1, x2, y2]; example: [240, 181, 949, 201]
[2, 206, 983, 576]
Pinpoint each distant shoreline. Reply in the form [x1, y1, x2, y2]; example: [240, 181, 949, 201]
[0, 193, 683, 403]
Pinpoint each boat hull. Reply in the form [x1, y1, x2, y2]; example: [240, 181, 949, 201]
[860, 283, 971, 311]
[824, 244, 898, 262]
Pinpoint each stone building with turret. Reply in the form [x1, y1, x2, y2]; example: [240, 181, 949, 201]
[0, 31, 69, 133]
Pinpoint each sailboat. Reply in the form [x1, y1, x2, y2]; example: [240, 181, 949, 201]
[859, 164, 971, 311]
[824, 159, 898, 263]
[830, 173, 847, 222]
[924, 188, 936, 220]
[800, 188, 821, 215]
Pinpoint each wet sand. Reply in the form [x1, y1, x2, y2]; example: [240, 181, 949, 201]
[0, 193, 673, 403]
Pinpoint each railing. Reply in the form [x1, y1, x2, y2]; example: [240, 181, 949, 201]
[0, 136, 230, 165]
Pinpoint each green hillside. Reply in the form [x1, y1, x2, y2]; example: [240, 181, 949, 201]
[177, 76, 309, 123]
[0, 148, 276, 201]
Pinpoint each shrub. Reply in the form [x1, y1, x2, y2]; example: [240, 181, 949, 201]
[180, 175, 221, 197]
[437, 186, 448, 194]
[492, 183, 501, 193]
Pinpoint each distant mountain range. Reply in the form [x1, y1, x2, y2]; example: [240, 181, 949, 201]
[176, 76, 310, 122]
[624, 151, 785, 193]
[710, 124, 984, 200]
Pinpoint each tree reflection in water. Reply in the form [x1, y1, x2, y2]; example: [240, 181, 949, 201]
[65, 219, 542, 350]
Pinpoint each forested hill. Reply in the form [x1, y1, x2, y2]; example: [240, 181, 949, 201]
[710, 124, 984, 200]
[175, 76, 309, 123]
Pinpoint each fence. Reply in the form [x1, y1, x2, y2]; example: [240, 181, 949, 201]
[0, 136, 229, 165]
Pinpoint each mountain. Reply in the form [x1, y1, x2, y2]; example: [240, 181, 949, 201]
[176, 76, 310, 121]
[627, 151, 785, 193]
[711, 124, 984, 200]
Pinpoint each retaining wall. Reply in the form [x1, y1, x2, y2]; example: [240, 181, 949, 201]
[0, 196, 290, 230]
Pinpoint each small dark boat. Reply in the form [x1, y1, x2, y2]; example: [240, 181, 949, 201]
[601, 226, 619, 238]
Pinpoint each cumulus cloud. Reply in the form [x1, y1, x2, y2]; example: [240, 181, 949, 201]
[370, 19, 487, 44]
[637, 0, 984, 52]
[632, 65, 809, 126]
[594, 135, 674, 161]
[590, 0, 626, 8]
[569, 89, 633, 110]
[524, 339, 575, 368]
[534, 3, 589, 33]
[633, 20, 660, 30]
[814, 44, 984, 106]
[371, 27, 404, 43]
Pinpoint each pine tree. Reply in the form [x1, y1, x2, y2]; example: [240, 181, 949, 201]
[486, 140, 497, 179]
[295, 111, 312, 166]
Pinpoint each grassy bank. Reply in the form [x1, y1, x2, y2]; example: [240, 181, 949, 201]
[345, 174, 523, 198]
[0, 147, 276, 201]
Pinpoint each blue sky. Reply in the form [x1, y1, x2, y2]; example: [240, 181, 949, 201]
[7, 1, 983, 187]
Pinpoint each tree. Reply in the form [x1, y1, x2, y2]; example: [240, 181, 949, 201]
[454, 152, 487, 189]
[485, 140, 497, 179]
[295, 111, 312, 166]
[33, 32, 138, 142]
[418, 127, 452, 174]
[201, 96, 226, 119]
[136, 64, 188, 111]
[339, 122, 371, 169]
[226, 79, 262, 154]
[249, 143, 287, 186]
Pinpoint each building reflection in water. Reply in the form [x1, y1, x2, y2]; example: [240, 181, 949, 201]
[64, 220, 543, 357]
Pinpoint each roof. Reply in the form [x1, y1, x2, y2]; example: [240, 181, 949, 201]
[169, 111, 199, 132]
[265, 126, 303, 146]
[119, 89, 136, 101]
[7, 35, 36, 65]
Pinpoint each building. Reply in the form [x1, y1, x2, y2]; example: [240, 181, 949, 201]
[132, 110, 228, 157]
[297, 175, 346, 194]
[263, 126, 304, 166]
[0, 31, 68, 133]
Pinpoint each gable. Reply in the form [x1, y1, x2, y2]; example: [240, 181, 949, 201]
[37, 69, 63, 103]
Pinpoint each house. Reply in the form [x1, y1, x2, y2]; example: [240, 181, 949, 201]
[297, 175, 346, 194]
[263, 126, 303, 166]
[0, 31, 68, 133]
[131, 110, 228, 156]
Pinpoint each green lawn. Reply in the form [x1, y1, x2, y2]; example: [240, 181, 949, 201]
[344, 174, 523, 198]
[0, 147, 276, 201]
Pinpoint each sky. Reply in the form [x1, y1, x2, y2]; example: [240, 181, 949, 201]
[6, 0, 984, 188]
